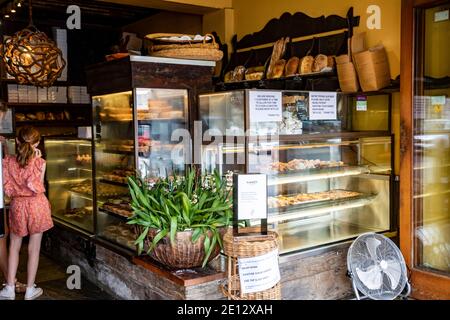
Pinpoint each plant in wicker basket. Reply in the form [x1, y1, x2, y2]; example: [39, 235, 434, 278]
[127, 167, 233, 268]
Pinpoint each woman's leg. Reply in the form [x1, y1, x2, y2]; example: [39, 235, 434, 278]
[0, 237, 8, 281]
[6, 232, 22, 286]
[26, 233, 42, 287]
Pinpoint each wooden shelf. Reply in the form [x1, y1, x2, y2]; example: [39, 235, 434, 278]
[16, 120, 91, 127]
[7, 103, 91, 108]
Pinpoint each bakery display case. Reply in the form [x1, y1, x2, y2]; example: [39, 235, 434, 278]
[44, 138, 94, 234]
[199, 89, 395, 254]
[92, 88, 189, 251]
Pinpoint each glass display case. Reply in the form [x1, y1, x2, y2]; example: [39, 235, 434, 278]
[92, 88, 189, 251]
[199, 89, 395, 254]
[44, 138, 94, 234]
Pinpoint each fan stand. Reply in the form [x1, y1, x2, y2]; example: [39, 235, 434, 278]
[349, 272, 412, 300]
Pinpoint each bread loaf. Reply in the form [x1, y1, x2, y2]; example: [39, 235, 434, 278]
[285, 57, 300, 76]
[300, 56, 314, 74]
[327, 56, 335, 69]
[313, 54, 328, 72]
[267, 37, 289, 78]
[269, 59, 286, 79]
[232, 66, 246, 82]
[245, 72, 264, 81]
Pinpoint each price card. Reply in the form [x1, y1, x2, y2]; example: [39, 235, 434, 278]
[238, 249, 281, 294]
[309, 92, 337, 120]
[249, 91, 282, 123]
[235, 174, 267, 220]
[356, 95, 368, 111]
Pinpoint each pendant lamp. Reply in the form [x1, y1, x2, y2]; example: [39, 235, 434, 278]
[2, 0, 66, 87]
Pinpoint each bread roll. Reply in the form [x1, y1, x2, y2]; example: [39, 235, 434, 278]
[232, 66, 246, 82]
[224, 70, 234, 83]
[15, 113, 26, 121]
[313, 54, 328, 72]
[36, 112, 46, 120]
[285, 57, 300, 76]
[300, 56, 314, 74]
[26, 113, 37, 120]
[269, 59, 286, 79]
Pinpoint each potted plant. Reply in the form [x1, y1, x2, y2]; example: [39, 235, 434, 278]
[127, 167, 233, 269]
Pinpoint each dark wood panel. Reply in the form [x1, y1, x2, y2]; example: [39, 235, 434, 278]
[236, 8, 360, 50]
[85, 58, 132, 96]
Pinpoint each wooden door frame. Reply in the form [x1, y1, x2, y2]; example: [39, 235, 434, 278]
[400, 0, 450, 300]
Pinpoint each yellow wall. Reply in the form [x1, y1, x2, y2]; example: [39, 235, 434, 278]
[425, 6, 450, 78]
[231, 0, 401, 78]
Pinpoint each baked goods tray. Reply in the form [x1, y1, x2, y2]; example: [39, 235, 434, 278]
[267, 165, 371, 186]
[99, 208, 132, 220]
[99, 178, 128, 187]
[268, 191, 377, 215]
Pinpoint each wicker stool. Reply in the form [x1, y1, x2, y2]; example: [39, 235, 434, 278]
[221, 227, 281, 300]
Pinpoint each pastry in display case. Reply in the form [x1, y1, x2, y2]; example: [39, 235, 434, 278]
[199, 89, 395, 254]
[44, 138, 94, 233]
[92, 88, 189, 251]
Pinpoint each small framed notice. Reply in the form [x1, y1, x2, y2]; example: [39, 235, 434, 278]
[356, 95, 368, 111]
[249, 91, 282, 123]
[309, 91, 337, 120]
[233, 173, 268, 236]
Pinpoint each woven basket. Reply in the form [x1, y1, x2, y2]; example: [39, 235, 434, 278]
[221, 227, 281, 300]
[148, 33, 223, 61]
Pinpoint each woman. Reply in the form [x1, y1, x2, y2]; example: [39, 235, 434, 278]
[0, 127, 53, 300]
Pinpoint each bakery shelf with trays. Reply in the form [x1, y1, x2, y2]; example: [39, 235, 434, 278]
[199, 88, 396, 254]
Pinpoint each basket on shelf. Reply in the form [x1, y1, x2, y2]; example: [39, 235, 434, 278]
[146, 33, 223, 61]
[220, 227, 281, 300]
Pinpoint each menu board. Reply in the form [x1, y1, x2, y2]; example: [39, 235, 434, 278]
[309, 92, 337, 120]
[249, 91, 282, 123]
[235, 174, 267, 220]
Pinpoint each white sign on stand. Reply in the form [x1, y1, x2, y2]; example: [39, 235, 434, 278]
[236, 174, 267, 220]
[309, 92, 337, 120]
[238, 249, 281, 294]
[249, 91, 282, 123]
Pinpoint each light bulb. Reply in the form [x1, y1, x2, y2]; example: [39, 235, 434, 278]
[11, 9, 16, 13]
[4, 14, 10, 18]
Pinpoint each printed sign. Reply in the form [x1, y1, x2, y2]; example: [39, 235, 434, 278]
[238, 249, 281, 294]
[309, 92, 337, 120]
[356, 95, 368, 111]
[236, 174, 267, 220]
[249, 91, 282, 123]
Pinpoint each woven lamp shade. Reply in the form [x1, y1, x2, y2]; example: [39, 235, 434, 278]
[3, 26, 66, 87]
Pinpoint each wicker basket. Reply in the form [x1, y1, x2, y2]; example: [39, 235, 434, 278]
[148, 34, 223, 61]
[221, 227, 281, 300]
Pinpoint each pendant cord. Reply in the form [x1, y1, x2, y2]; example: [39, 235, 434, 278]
[28, 0, 33, 26]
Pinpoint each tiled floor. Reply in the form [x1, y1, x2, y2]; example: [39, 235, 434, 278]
[1, 248, 113, 300]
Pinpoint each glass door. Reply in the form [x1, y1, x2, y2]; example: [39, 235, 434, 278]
[401, 0, 450, 300]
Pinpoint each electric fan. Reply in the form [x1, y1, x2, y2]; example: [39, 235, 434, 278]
[347, 233, 411, 300]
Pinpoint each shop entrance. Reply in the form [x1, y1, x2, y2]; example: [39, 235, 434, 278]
[400, 0, 450, 299]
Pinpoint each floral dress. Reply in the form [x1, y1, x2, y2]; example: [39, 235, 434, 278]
[2, 155, 53, 237]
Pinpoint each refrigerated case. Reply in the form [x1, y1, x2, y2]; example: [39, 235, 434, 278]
[199, 89, 395, 254]
[92, 89, 189, 250]
[86, 56, 215, 253]
[44, 138, 94, 234]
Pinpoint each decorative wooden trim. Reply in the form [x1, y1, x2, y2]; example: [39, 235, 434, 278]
[236, 8, 360, 50]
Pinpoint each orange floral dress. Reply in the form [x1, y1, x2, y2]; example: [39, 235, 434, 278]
[3, 155, 53, 237]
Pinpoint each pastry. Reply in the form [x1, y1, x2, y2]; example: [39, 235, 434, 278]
[268, 190, 362, 209]
[159, 110, 183, 119]
[26, 113, 37, 120]
[148, 100, 169, 109]
[285, 57, 300, 76]
[300, 56, 314, 74]
[232, 66, 246, 82]
[224, 70, 234, 83]
[36, 112, 46, 120]
[269, 59, 286, 79]
[15, 113, 26, 121]
[46, 112, 55, 120]
[313, 54, 328, 72]
[64, 110, 70, 120]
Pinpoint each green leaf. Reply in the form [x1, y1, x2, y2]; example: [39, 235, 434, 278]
[202, 233, 217, 268]
[148, 229, 168, 252]
[170, 216, 177, 245]
[191, 228, 202, 243]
